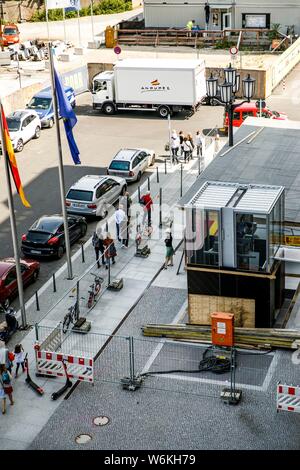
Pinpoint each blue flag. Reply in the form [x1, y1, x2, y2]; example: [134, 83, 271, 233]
[54, 68, 81, 165]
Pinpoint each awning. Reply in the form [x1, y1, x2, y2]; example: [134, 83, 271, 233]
[209, 4, 233, 9]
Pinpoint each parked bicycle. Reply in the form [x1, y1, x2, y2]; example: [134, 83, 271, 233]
[87, 273, 104, 309]
[62, 295, 84, 334]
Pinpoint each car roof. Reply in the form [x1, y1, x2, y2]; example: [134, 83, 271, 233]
[234, 102, 266, 112]
[70, 175, 107, 191]
[0, 259, 16, 276]
[113, 149, 146, 162]
[8, 110, 37, 120]
[34, 85, 74, 99]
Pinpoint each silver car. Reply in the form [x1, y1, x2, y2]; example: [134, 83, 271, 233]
[65, 175, 127, 217]
[107, 148, 155, 183]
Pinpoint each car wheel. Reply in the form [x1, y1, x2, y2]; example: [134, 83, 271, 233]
[16, 139, 24, 152]
[157, 105, 170, 118]
[80, 224, 87, 237]
[103, 102, 116, 115]
[57, 246, 64, 259]
[48, 118, 54, 128]
[137, 172, 141, 182]
[31, 269, 39, 283]
[34, 126, 41, 139]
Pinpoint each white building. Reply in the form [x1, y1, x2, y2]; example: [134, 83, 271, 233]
[143, 0, 300, 33]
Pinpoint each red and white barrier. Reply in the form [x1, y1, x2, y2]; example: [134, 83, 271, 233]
[277, 383, 300, 413]
[36, 349, 94, 383]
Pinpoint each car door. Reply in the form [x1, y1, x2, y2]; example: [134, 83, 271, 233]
[107, 178, 122, 202]
[3, 267, 17, 299]
[68, 218, 81, 243]
[28, 114, 38, 137]
[21, 116, 32, 143]
[132, 155, 141, 178]
[138, 151, 149, 171]
[21, 263, 31, 286]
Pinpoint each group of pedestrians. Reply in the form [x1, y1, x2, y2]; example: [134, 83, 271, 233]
[170, 130, 203, 163]
[0, 342, 25, 414]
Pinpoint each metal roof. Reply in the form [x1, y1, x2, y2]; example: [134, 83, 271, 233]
[188, 181, 237, 209]
[234, 186, 282, 212]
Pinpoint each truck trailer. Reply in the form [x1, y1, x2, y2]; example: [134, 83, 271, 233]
[91, 59, 206, 118]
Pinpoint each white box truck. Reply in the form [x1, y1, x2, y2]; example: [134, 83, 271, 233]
[91, 58, 206, 118]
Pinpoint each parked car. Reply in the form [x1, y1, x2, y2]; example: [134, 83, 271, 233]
[224, 102, 288, 128]
[3, 110, 41, 152]
[21, 215, 87, 259]
[26, 86, 76, 128]
[65, 175, 127, 218]
[107, 148, 155, 182]
[0, 258, 40, 309]
[2, 24, 20, 46]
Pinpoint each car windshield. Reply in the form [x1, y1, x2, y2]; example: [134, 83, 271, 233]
[6, 118, 21, 131]
[109, 161, 130, 171]
[28, 97, 51, 110]
[66, 189, 93, 202]
[4, 28, 17, 35]
[31, 217, 62, 233]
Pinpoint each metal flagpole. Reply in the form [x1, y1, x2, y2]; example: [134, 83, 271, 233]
[48, 43, 73, 280]
[90, 0, 95, 40]
[0, 99, 27, 328]
[63, 7, 67, 43]
[77, 7, 82, 47]
[168, 113, 172, 165]
[46, 5, 50, 41]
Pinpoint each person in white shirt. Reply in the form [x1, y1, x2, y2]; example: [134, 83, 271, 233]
[182, 137, 193, 163]
[115, 205, 128, 247]
[195, 130, 203, 157]
[170, 130, 180, 163]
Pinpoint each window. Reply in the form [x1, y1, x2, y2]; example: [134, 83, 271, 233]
[109, 161, 130, 171]
[28, 97, 51, 110]
[132, 156, 140, 168]
[186, 209, 219, 267]
[6, 118, 21, 131]
[242, 111, 254, 121]
[66, 189, 93, 202]
[138, 151, 147, 162]
[96, 181, 111, 198]
[242, 13, 270, 29]
[4, 268, 17, 286]
[236, 213, 267, 272]
[22, 117, 30, 128]
[20, 264, 27, 274]
[93, 80, 107, 92]
[107, 179, 119, 188]
[233, 111, 241, 120]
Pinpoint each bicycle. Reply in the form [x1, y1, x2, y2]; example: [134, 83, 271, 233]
[87, 273, 104, 309]
[62, 295, 84, 334]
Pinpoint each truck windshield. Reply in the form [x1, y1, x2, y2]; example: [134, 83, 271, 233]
[28, 97, 51, 110]
[109, 161, 130, 171]
[93, 80, 107, 92]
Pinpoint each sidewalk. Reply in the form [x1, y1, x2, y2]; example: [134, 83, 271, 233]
[0, 144, 225, 449]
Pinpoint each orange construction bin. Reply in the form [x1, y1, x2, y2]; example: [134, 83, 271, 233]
[105, 26, 116, 48]
[211, 312, 234, 347]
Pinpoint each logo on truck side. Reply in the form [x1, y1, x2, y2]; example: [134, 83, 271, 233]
[141, 79, 170, 93]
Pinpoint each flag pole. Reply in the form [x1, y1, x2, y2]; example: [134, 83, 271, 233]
[77, 7, 82, 47]
[46, 5, 50, 41]
[62, 7, 67, 44]
[48, 43, 73, 280]
[0, 99, 27, 328]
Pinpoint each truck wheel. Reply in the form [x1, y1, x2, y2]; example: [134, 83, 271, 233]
[157, 105, 170, 118]
[103, 102, 116, 115]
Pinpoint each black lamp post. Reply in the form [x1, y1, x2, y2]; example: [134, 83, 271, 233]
[206, 64, 256, 147]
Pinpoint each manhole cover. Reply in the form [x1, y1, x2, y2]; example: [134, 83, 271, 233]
[93, 416, 110, 426]
[75, 434, 92, 444]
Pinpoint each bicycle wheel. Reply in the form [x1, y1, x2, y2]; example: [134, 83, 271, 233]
[62, 314, 71, 334]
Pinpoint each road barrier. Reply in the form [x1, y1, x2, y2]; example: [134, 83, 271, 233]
[35, 349, 94, 383]
[277, 383, 300, 413]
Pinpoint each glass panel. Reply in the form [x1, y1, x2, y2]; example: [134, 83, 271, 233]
[186, 209, 219, 267]
[269, 198, 283, 267]
[236, 213, 267, 272]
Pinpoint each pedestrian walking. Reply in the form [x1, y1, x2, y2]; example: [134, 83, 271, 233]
[14, 344, 25, 378]
[183, 137, 192, 163]
[115, 204, 127, 247]
[179, 131, 184, 156]
[187, 133, 195, 159]
[195, 130, 203, 157]
[103, 233, 117, 269]
[140, 190, 153, 227]
[163, 228, 175, 269]
[214, 132, 220, 154]
[170, 130, 180, 163]
[0, 346, 13, 373]
[0, 364, 14, 414]
[92, 228, 105, 268]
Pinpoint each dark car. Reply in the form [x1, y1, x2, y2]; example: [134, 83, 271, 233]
[21, 214, 87, 259]
[0, 257, 40, 309]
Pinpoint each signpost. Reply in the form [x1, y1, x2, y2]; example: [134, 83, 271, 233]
[114, 45, 122, 55]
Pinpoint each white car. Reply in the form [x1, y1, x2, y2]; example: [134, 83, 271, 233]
[107, 148, 156, 182]
[6, 110, 41, 152]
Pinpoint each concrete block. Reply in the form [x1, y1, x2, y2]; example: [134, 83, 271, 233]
[74, 47, 85, 55]
[59, 53, 74, 62]
[0, 51, 11, 66]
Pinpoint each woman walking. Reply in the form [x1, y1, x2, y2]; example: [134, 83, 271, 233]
[187, 133, 195, 159]
[183, 137, 192, 163]
[103, 233, 117, 269]
[14, 344, 25, 378]
[0, 364, 14, 414]
[163, 228, 175, 269]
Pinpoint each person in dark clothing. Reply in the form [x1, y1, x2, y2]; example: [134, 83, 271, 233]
[163, 228, 175, 269]
[103, 233, 117, 269]
[179, 131, 184, 156]
[92, 228, 105, 268]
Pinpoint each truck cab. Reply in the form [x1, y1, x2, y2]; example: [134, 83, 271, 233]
[92, 71, 115, 114]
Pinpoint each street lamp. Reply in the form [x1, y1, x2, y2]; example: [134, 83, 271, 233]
[206, 64, 256, 147]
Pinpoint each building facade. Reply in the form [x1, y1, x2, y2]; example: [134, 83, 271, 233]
[143, 0, 300, 33]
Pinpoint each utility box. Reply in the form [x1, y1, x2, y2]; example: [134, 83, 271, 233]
[211, 312, 234, 347]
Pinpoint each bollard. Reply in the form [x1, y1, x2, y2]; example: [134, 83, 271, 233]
[159, 187, 162, 228]
[52, 273, 57, 292]
[35, 291, 40, 311]
[138, 185, 141, 202]
[105, 220, 109, 233]
[156, 166, 159, 183]
[81, 243, 85, 263]
[198, 155, 201, 176]
[35, 323, 39, 341]
[164, 159, 167, 174]
[180, 164, 183, 197]
[108, 257, 111, 286]
[147, 176, 150, 191]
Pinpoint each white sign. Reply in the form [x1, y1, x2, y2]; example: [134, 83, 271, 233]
[217, 322, 226, 334]
[65, 0, 81, 10]
[47, 0, 69, 9]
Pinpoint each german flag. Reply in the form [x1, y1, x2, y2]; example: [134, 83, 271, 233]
[0, 104, 30, 208]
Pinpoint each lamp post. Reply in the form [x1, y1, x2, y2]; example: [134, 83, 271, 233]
[206, 64, 256, 147]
